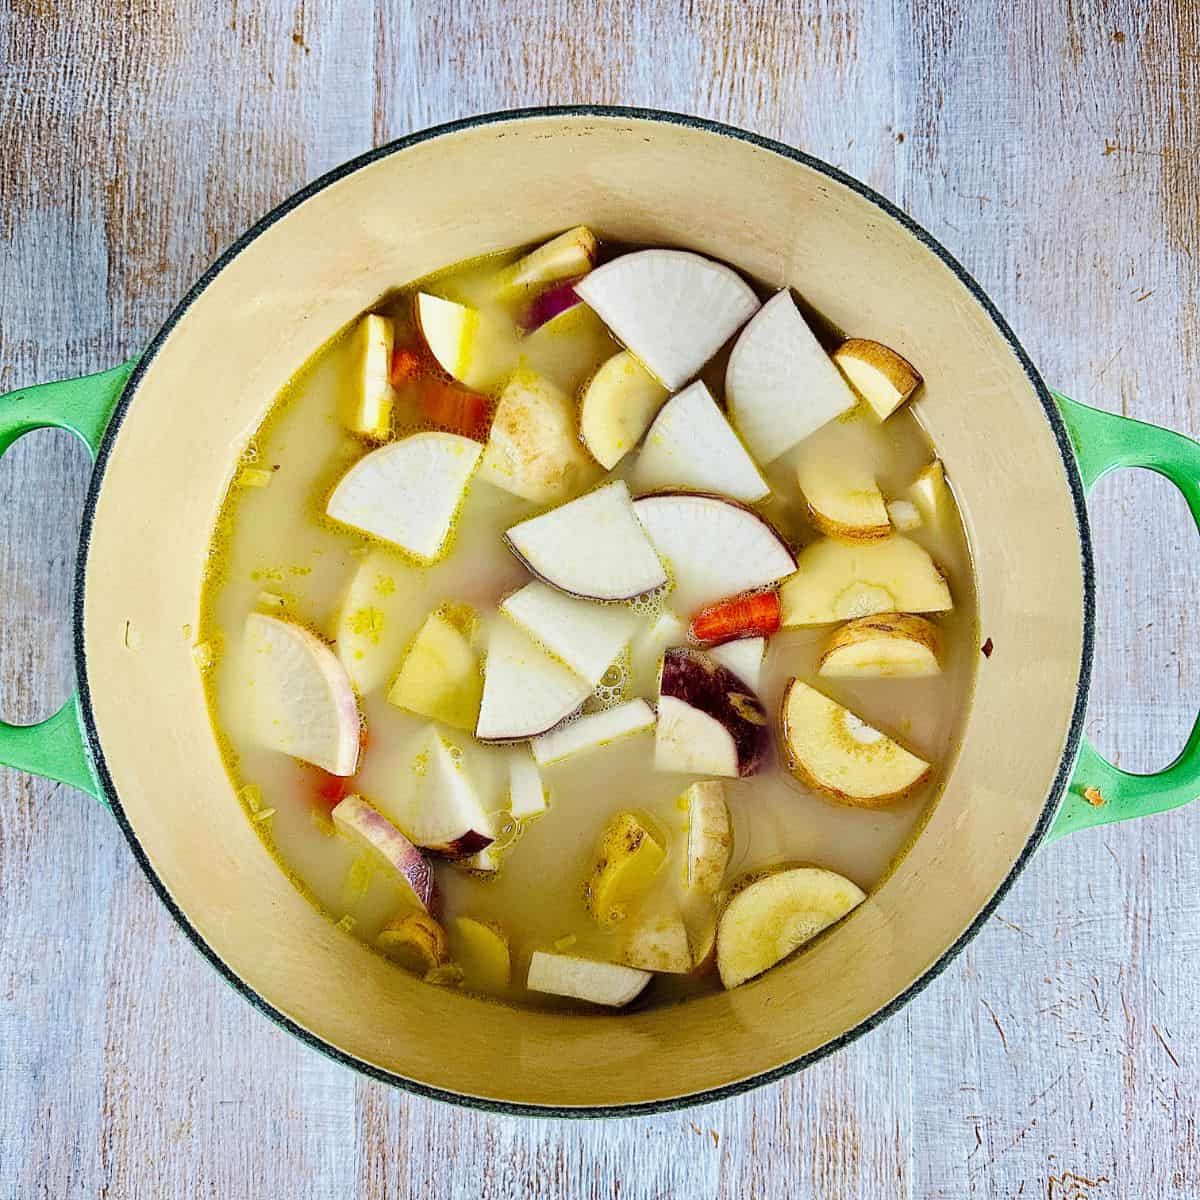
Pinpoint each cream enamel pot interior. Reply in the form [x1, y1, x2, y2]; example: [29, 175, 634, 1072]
[5, 107, 1200, 1117]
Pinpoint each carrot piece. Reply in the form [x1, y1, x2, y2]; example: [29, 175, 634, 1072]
[390, 346, 423, 386]
[690, 591, 781, 646]
[315, 772, 350, 807]
[419, 378, 493, 441]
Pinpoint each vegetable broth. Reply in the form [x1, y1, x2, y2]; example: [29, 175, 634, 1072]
[200, 233, 977, 1011]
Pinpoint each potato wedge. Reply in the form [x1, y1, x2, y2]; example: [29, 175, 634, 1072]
[832, 338, 922, 421]
[585, 812, 666, 925]
[377, 912, 449, 975]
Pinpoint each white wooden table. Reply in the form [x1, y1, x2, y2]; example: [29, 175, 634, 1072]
[2, 2, 1197, 1195]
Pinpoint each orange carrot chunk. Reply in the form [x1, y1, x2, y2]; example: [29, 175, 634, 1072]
[420, 379, 493, 441]
[390, 346, 423, 386]
[690, 591, 781, 646]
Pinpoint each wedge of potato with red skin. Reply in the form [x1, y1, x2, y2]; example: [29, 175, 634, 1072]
[832, 338, 922, 421]
[780, 680, 931, 806]
[818, 614, 941, 679]
[585, 812, 666, 925]
[717, 866, 866, 988]
[623, 909, 692, 973]
[376, 912, 449, 975]
[684, 781, 732, 895]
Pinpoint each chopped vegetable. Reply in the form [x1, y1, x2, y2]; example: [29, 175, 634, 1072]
[689, 590, 781, 646]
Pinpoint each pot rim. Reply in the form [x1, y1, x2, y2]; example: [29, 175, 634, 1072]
[71, 104, 1096, 1118]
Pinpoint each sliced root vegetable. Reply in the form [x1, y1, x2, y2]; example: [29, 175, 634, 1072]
[377, 912, 450, 975]
[387, 605, 482, 731]
[326, 432, 481, 562]
[886, 498, 921, 532]
[832, 338, 922, 421]
[781, 679, 931, 805]
[526, 951, 651, 1007]
[415, 292, 516, 391]
[624, 909, 692, 973]
[475, 616, 592, 741]
[244, 613, 360, 775]
[419, 378, 493, 441]
[501, 580, 638, 686]
[633, 380, 769, 502]
[684, 780, 733, 895]
[477, 366, 595, 504]
[690, 590, 781, 647]
[586, 811, 666, 925]
[331, 794, 436, 912]
[708, 637, 765, 692]
[633, 492, 795, 617]
[520, 302, 617, 396]
[574, 249, 760, 390]
[507, 225, 598, 291]
[507, 750, 548, 818]
[522, 279, 582, 332]
[795, 448, 890, 541]
[717, 866, 866, 989]
[818, 614, 941, 679]
[532, 699, 655, 766]
[655, 648, 769, 778]
[506, 480, 667, 602]
[779, 535, 952, 626]
[725, 289, 858, 464]
[453, 917, 512, 989]
[684, 903, 718, 973]
[340, 314, 395, 438]
[389, 345, 424, 387]
[334, 550, 413, 695]
[629, 607, 687, 698]
[906, 459, 954, 533]
[373, 726, 495, 858]
[579, 349, 671, 470]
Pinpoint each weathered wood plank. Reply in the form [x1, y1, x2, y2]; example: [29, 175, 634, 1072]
[2, 0, 1198, 1196]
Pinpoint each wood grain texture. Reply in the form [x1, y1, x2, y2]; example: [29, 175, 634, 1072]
[2, 1, 1198, 1196]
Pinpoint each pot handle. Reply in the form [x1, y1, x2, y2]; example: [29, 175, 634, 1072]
[0, 361, 136, 800]
[1047, 391, 1200, 840]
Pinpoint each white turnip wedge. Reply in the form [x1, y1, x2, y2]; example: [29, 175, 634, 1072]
[505, 481, 667, 601]
[501, 581, 638, 686]
[708, 637, 765, 691]
[532, 699, 656, 766]
[415, 292, 515, 391]
[633, 493, 795, 615]
[506, 750, 548, 818]
[331, 795, 436, 913]
[475, 617, 592, 741]
[339, 313, 395, 439]
[725, 290, 859, 464]
[633, 381, 769, 502]
[579, 350, 670, 469]
[684, 780, 732, 895]
[243, 613, 360, 775]
[526, 951, 651, 1007]
[574, 250, 760, 389]
[326, 432, 481, 562]
[717, 867, 866, 989]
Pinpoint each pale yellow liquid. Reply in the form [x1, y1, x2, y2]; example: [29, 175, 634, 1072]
[200, 243, 977, 1011]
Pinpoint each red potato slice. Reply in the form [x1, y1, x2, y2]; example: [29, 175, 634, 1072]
[684, 780, 733, 895]
[532, 699, 656, 767]
[505, 481, 667, 602]
[818, 614, 941, 679]
[326, 432, 481, 562]
[633, 493, 796, 616]
[832, 338, 922, 421]
[725, 289, 859, 464]
[477, 367, 596, 504]
[331, 794, 437, 913]
[780, 679, 931, 805]
[655, 648, 769, 778]
[474, 616, 592, 741]
[708, 637, 765, 692]
[415, 292, 516, 392]
[780, 535, 951, 626]
[506, 226, 597, 291]
[377, 912, 449, 974]
[501, 580, 638, 687]
[526, 951, 651, 1007]
[339, 313, 395, 439]
[624, 909, 692, 973]
[633, 381, 769, 503]
[717, 866, 866, 989]
[580, 350, 671, 470]
[574, 249, 760, 390]
[243, 613, 360, 776]
[372, 726, 495, 859]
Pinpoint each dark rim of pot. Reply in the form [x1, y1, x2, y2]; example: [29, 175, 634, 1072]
[73, 104, 1095, 1119]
